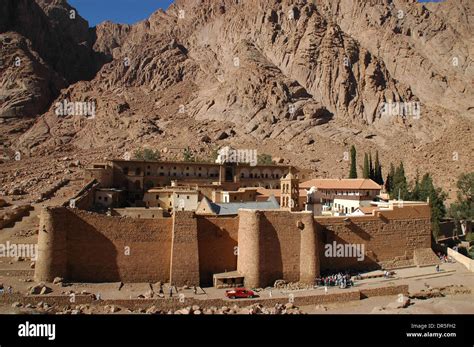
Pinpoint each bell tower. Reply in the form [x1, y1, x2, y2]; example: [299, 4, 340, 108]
[280, 169, 299, 211]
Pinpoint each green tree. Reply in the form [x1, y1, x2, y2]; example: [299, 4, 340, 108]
[385, 163, 395, 194]
[409, 170, 421, 201]
[374, 151, 383, 185]
[257, 153, 273, 165]
[407, 172, 447, 238]
[183, 147, 195, 162]
[349, 145, 357, 178]
[134, 148, 160, 161]
[363, 153, 370, 179]
[391, 161, 408, 200]
[209, 148, 220, 163]
[369, 152, 374, 180]
[449, 172, 474, 236]
[420, 174, 447, 239]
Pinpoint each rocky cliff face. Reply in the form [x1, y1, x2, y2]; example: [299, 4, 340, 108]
[0, 0, 110, 119]
[0, 0, 472, 198]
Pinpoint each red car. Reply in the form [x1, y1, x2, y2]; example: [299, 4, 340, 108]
[225, 288, 256, 299]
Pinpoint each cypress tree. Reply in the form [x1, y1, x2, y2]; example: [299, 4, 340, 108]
[374, 151, 383, 185]
[417, 173, 446, 238]
[392, 161, 408, 200]
[349, 146, 357, 178]
[385, 163, 395, 194]
[369, 152, 374, 180]
[363, 153, 370, 179]
[411, 170, 421, 201]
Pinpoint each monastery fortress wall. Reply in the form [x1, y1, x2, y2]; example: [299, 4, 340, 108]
[35, 204, 432, 288]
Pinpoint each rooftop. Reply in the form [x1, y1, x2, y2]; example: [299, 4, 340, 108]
[111, 159, 291, 168]
[199, 196, 280, 215]
[300, 178, 382, 190]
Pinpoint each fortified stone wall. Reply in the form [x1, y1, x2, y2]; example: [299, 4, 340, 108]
[316, 205, 432, 271]
[237, 210, 319, 288]
[169, 211, 200, 286]
[35, 208, 173, 283]
[112, 208, 165, 219]
[196, 216, 239, 286]
[35, 204, 431, 286]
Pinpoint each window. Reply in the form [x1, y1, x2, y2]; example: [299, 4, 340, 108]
[123, 167, 129, 175]
[98, 196, 102, 200]
[156, 195, 159, 200]
[187, 196, 190, 200]
[104, 197, 108, 202]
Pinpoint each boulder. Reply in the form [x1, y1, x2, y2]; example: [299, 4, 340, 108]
[200, 135, 212, 143]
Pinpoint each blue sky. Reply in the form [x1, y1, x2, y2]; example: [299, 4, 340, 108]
[68, 0, 175, 27]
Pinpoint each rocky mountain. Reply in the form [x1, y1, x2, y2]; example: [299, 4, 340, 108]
[0, 0, 473, 200]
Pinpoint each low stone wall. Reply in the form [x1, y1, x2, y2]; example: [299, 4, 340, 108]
[0, 284, 408, 312]
[38, 179, 69, 201]
[360, 284, 408, 298]
[62, 179, 98, 210]
[0, 270, 35, 277]
[0, 205, 33, 229]
[448, 247, 474, 272]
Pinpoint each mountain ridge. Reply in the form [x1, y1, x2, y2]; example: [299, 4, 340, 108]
[0, 0, 472, 200]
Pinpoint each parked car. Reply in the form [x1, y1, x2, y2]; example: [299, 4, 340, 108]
[225, 288, 256, 299]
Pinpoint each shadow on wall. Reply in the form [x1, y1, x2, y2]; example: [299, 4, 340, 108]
[65, 211, 120, 282]
[346, 222, 372, 241]
[319, 228, 380, 273]
[197, 217, 238, 287]
[260, 214, 284, 286]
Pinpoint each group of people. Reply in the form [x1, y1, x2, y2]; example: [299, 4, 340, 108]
[316, 272, 353, 289]
[0, 286, 13, 295]
[437, 252, 452, 263]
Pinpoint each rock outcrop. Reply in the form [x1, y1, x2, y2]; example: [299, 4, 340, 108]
[0, 0, 472, 196]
